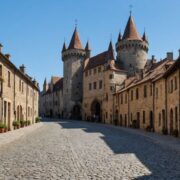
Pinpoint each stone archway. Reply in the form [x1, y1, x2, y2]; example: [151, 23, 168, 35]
[91, 100, 101, 122]
[72, 104, 81, 120]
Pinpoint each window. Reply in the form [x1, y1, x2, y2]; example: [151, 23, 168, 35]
[106, 93, 108, 101]
[170, 79, 173, 93]
[175, 106, 178, 128]
[144, 85, 147, 97]
[89, 69, 91, 75]
[156, 88, 158, 99]
[94, 68, 96, 74]
[121, 94, 123, 104]
[131, 90, 133, 101]
[125, 93, 127, 104]
[175, 77, 177, 90]
[143, 111, 146, 124]
[19, 79, 21, 91]
[150, 84, 152, 96]
[0, 65, 2, 76]
[89, 83, 91, 90]
[85, 71, 88, 77]
[98, 67, 101, 73]
[93, 82, 96, 89]
[99, 80, 102, 89]
[109, 74, 114, 79]
[22, 82, 24, 93]
[136, 88, 139, 99]
[8, 71, 10, 87]
[159, 113, 161, 126]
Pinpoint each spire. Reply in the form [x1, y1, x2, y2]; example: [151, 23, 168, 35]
[62, 42, 67, 52]
[122, 15, 142, 41]
[117, 31, 122, 41]
[68, 27, 83, 50]
[107, 41, 115, 60]
[85, 41, 91, 51]
[142, 31, 148, 43]
[44, 78, 47, 85]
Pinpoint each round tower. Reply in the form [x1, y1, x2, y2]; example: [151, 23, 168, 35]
[116, 15, 148, 75]
[62, 27, 86, 119]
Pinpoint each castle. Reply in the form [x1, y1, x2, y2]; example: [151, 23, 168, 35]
[40, 14, 180, 137]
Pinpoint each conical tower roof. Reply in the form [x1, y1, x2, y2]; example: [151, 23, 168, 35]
[107, 41, 115, 60]
[123, 15, 142, 41]
[142, 31, 148, 43]
[117, 31, 122, 41]
[62, 42, 67, 52]
[68, 27, 83, 50]
[85, 41, 91, 51]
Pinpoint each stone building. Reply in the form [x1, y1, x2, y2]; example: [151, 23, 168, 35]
[40, 76, 63, 118]
[0, 43, 39, 130]
[82, 41, 127, 123]
[40, 14, 180, 137]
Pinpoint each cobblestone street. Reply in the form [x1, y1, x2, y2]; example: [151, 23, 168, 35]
[0, 120, 180, 180]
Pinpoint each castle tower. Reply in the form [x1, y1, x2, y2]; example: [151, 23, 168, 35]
[116, 15, 149, 75]
[62, 27, 86, 118]
[43, 78, 48, 93]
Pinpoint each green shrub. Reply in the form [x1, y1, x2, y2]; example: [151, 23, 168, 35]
[27, 120, 31, 125]
[0, 123, 6, 129]
[35, 117, 41, 123]
[20, 120, 25, 126]
[13, 121, 20, 127]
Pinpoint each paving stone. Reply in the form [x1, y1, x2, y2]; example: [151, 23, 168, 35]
[0, 120, 180, 179]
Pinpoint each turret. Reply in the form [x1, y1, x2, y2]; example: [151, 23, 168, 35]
[116, 15, 149, 75]
[85, 41, 91, 58]
[61, 27, 86, 118]
[43, 78, 48, 93]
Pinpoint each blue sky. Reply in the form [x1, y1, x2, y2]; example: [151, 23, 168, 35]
[0, 0, 180, 90]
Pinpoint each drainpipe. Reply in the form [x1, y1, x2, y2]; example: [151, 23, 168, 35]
[127, 90, 130, 127]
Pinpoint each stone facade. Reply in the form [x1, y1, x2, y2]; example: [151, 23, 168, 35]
[39, 77, 63, 118]
[39, 14, 180, 138]
[0, 44, 39, 130]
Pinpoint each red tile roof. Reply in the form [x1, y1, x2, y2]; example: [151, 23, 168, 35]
[68, 28, 83, 50]
[123, 15, 142, 41]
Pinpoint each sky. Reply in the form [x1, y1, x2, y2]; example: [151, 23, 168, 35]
[0, 0, 180, 90]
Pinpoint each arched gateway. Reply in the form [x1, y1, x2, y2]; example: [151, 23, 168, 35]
[91, 100, 101, 122]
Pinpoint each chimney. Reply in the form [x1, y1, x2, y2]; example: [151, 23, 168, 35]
[0, 44, 3, 53]
[167, 52, 173, 60]
[5, 54, 11, 60]
[151, 55, 156, 64]
[19, 64, 26, 74]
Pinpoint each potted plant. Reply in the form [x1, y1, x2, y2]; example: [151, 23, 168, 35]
[35, 117, 41, 123]
[13, 121, 20, 130]
[0, 123, 6, 133]
[27, 120, 31, 126]
[20, 120, 25, 128]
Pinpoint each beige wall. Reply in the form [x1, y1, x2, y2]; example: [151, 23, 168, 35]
[0, 58, 39, 130]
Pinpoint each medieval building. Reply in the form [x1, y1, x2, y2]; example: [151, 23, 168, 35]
[0, 43, 39, 131]
[40, 14, 180, 137]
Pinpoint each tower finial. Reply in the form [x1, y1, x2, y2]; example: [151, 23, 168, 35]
[129, 4, 133, 15]
[75, 19, 78, 28]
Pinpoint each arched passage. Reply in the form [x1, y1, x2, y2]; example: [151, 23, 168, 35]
[91, 100, 101, 122]
[72, 104, 81, 120]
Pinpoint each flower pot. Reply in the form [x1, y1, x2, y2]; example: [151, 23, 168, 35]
[0, 128, 4, 133]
